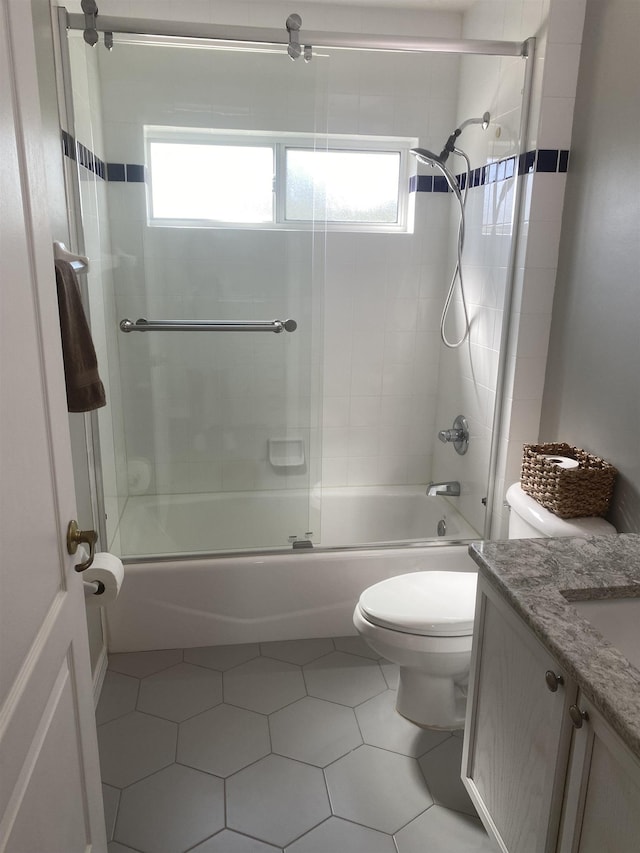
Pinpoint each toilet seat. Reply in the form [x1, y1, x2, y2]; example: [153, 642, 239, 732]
[358, 571, 477, 637]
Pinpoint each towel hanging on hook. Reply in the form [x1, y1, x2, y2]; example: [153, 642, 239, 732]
[53, 241, 90, 273]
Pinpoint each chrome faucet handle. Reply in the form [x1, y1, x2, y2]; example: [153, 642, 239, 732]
[437, 415, 469, 455]
[439, 429, 464, 443]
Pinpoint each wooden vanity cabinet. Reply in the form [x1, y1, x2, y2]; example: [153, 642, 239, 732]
[463, 575, 640, 853]
[461, 576, 577, 853]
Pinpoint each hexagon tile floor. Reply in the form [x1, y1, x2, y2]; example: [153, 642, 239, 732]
[98, 636, 498, 853]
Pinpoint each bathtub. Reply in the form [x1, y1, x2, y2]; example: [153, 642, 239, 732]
[107, 544, 479, 653]
[106, 486, 480, 652]
[115, 486, 479, 556]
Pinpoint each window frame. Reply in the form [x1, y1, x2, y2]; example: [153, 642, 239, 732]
[145, 126, 416, 233]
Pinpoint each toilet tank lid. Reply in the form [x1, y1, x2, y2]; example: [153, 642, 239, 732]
[506, 483, 617, 537]
[358, 571, 477, 637]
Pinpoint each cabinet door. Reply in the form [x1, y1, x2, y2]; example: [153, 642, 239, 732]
[558, 695, 640, 853]
[462, 578, 576, 853]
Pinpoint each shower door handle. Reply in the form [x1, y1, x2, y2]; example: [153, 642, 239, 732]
[119, 318, 297, 334]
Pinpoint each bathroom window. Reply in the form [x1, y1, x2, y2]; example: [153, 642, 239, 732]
[145, 127, 414, 232]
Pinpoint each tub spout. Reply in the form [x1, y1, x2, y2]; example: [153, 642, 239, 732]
[427, 481, 460, 497]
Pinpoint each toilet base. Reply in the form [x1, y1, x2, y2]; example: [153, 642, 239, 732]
[395, 667, 467, 730]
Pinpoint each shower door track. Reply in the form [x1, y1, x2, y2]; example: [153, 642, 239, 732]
[122, 538, 480, 566]
[64, 12, 528, 58]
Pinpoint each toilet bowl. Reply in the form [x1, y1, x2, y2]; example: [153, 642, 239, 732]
[353, 571, 477, 729]
[353, 482, 617, 730]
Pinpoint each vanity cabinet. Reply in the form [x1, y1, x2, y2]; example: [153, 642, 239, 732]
[463, 575, 640, 853]
[556, 694, 640, 853]
[461, 576, 577, 853]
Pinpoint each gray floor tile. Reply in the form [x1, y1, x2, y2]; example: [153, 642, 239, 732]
[102, 784, 120, 841]
[184, 643, 260, 671]
[108, 649, 183, 678]
[178, 703, 270, 777]
[99, 640, 486, 852]
[355, 690, 451, 757]
[394, 805, 497, 853]
[97, 711, 177, 788]
[285, 817, 396, 852]
[380, 660, 400, 689]
[191, 829, 281, 852]
[325, 745, 433, 834]
[334, 635, 381, 659]
[115, 764, 225, 853]
[96, 671, 139, 725]
[418, 735, 477, 817]
[270, 697, 362, 767]
[304, 652, 387, 706]
[227, 755, 330, 847]
[224, 656, 306, 714]
[137, 662, 222, 722]
[260, 638, 334, 665]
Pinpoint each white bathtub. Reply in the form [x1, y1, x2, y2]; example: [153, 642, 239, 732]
[107, 544, 478, 653]
[115, 486, 479, 557]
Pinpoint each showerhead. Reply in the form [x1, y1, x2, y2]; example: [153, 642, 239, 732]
[410, 148, 461, 202]
[410, 148, 443, 167]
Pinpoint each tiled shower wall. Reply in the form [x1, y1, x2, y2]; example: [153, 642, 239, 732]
[75, 3, 469, 504]
[430, 0, 587, 537]
[62, 0, 587, 542]
[457, 0, 587, 538]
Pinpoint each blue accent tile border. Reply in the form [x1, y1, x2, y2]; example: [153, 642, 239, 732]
[411, 148, 570, 193]
[62, 132, 568, 191]
[61, 130, 146, 183]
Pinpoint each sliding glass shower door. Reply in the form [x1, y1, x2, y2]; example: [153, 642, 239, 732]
[66, 30, 327, 556]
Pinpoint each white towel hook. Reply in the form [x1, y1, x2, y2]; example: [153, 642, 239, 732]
[53, 241, 90, 273]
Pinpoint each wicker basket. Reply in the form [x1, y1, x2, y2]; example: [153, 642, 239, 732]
[521, 442, 617, 519]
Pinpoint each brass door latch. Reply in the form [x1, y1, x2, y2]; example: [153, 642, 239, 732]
[66, 520, 98, 572]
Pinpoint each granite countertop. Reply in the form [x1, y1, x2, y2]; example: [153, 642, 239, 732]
[469, 533, 640, 758]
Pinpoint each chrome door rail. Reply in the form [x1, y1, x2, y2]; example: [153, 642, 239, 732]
[65, 13, 527, 57]
[119, 317, 297, 333]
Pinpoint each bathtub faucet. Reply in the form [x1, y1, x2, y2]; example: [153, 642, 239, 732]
[427, 481, 460, 497]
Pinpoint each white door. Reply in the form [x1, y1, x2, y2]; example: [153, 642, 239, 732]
[0, 1, 106, 850]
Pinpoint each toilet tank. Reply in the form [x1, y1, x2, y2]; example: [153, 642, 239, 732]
[506, 483, 616, 539]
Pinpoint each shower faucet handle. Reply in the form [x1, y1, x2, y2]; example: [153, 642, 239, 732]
[438, 429, 464, 443]
[437, 415, 469, 456]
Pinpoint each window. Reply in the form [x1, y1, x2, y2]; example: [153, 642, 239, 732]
[145, 127, 415, 232]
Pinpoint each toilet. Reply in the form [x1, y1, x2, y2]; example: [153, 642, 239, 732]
[353, 482, 616, 730]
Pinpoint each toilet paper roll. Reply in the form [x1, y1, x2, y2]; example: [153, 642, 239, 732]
[83, 552, 124, 608]
[539, 454, 580, 470]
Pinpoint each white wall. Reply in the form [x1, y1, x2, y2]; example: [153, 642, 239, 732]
[540, 0, 640, 534]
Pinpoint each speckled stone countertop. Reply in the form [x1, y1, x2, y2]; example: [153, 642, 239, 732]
[469, 534, 640, 758]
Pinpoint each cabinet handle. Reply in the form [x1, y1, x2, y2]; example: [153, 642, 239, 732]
[545, 670, 564, 692]
[569, 704, 589, 728]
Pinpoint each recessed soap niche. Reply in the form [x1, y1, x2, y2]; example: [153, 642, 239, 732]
[268, 438, 306, 469]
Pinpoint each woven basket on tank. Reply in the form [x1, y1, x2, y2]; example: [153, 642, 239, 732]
[521, 442, 617, 519]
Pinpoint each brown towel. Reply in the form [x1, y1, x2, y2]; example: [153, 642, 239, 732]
[55, 259, 106, 412]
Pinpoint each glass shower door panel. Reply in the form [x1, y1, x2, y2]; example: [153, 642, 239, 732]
[91, 37, 326, 556]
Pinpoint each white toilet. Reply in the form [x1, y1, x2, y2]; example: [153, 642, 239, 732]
[353, 482, 616, 730]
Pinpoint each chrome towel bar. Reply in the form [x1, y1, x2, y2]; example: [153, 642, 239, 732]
[119, 318, 297, 334]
